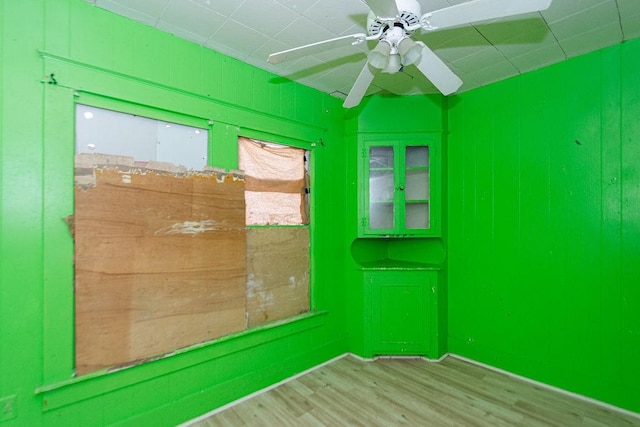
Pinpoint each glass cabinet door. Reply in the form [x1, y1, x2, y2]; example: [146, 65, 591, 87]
[404, 146, 429, 229]
[360, 138, 438, 237]
[369, 146, 394, 229]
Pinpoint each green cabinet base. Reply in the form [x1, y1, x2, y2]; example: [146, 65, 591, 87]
[363, 269, 443, 359]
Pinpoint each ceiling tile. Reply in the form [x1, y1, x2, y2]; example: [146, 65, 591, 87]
[311, 42, 368, 64]
[621, 11, 640, 40]
[541, 0, 610, 24]
[250, 38, 290, 64]
[306, 65, 358, 92]
[452, 47, 506, 71]
[280, 56, 331, 78]
[467, 59, 519, 86]
[618, 0, 640, 16]
[319, 55, 368, 79]
[95, 0, 163, 26]
[276, 0, 321, 15]
[508, 42, 567, 73]
[160, 1, 226, 41]
[548, 2, 620, 41]
[476, 15, 549, 45]
[422, 27, 492, 63]
[304, 0, 369, 35]
[208, 19, 269, 60]
[493, 31, 558, 59]
[421, 0, 457, 14]
[190, 0, 243, 17]
[273, 16, 339, 50]
[558, 21, 623, 58]
[340, 21, 368, 37]
[231, 0, 299, 37]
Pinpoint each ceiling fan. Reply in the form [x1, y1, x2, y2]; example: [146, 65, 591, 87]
[268, 0, 552, 108]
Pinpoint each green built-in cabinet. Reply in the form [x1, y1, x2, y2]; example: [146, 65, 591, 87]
[354, 131, 445, 359]
[363, 269, 442, 358]
[358, 135, 441, 237]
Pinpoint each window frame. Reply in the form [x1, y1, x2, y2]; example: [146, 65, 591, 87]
[42, 87, 317, 385]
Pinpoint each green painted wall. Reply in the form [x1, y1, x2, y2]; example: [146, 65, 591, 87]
[0, 1, 349, 425]
[447, 39, 640, 412]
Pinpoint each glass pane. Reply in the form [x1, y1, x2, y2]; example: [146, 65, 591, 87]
[370, 203, 394, 229]
[405, 170, 429, 200]
[405, 146, 429, 168]
[370, 146, 393, 169]
[76, 104, 208, 170]
[405, 203, 429, 229]
[370, 169, 394, 202]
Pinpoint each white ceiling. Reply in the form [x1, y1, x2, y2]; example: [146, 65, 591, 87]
[82, 0, 640, 101]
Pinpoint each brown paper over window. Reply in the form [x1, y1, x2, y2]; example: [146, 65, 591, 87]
[238, 137, 309, 225]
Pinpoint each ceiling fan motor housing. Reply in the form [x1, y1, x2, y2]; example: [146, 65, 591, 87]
[367, 0, 421, 38]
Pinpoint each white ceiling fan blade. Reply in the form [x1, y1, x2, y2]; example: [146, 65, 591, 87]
[422, 0, 552, 31]
[344, 63, 377, 108]
[268, 33, 367, 64]
[414, 42, 462, 96]
[362, 0, 399, 21]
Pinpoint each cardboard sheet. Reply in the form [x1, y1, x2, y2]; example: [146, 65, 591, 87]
[246, 227, 310, 327]
[74, 161, 247, 374]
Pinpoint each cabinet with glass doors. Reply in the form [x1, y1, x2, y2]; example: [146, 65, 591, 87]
[359, 136, 440, 237]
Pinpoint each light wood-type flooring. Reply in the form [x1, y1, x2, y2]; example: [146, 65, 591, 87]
[187, 355, 640, 426]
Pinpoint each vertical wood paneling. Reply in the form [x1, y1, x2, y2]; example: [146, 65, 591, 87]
[1, 1, 348, 425]
[599, 44, 623, 405]
[0, 2, 46, 426]
[170, 36, 202, 94]
[448, 39, 640, 413]
[620, 37, 640, 411]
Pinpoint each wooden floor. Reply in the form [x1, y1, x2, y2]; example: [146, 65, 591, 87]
[187, 355, 640, 426]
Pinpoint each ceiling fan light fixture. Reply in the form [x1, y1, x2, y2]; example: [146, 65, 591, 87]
[368, 41, 391, 69]
[384, 53, 402, 74]
[398, 37, 422, 66]
[268, 0, 555, 108]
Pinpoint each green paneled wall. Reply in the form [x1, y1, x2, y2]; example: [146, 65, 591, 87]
[0, 1, 349, 426]
[448, 39, 640, 412]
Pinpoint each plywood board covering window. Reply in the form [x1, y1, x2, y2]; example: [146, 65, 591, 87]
[74, 155, 247, 374]
[246, 228, 310, 326]
[239, 137, 310, 326]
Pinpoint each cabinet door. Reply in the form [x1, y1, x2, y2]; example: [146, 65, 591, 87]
[360, 138, 439, 237]
[366, 271, 431, 356]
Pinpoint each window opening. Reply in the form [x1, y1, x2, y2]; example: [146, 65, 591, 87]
[73, 104, 251, 375]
